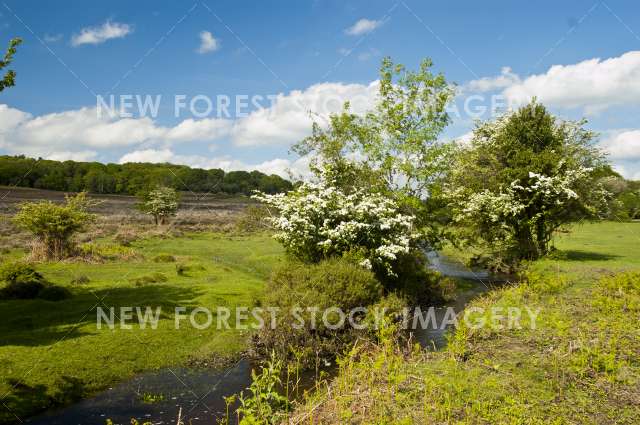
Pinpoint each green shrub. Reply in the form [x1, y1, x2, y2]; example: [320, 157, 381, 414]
[255, 258, 383, 365]
[376, 250, 443, 303]
[175, 263, 205, 276]
[153, 254, 176, 263]
[38, 285, 72, 301]
[0, 262, 47, 299]
[70, 275, 90, 285]
[130, 272, 168, 286]
[12, 192, 97, 260]
[235, 204, 271, 233]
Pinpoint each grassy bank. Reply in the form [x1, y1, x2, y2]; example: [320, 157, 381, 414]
[292, 221, 640, 423]
[0, 232, 283, 422]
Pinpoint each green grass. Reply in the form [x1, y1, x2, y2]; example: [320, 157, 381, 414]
[292, 221, 640, 424]
[0, 232, 284, 422]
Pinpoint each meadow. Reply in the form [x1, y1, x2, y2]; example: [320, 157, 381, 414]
[291, 221, 640, 423]
[0, 189, 284, 422]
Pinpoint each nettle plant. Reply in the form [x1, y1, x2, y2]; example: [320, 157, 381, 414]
[254, 175, 419, 276]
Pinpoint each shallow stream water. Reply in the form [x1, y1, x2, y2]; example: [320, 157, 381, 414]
[26, 253, 507, 425]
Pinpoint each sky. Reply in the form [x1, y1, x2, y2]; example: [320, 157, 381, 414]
[0, 0, 640, 179]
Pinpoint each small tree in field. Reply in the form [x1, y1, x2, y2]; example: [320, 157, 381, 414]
[13, 192, 97, 260]
[139, 187, 179, 225]
[446, 100, 609, 267]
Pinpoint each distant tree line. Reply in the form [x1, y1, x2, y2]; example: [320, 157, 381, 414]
[0, 155, 293, 195]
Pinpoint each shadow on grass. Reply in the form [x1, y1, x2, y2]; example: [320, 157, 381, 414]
[0, 284, 204, 347]
[0, 376, 87, 425]
[552, 249, 621, 262]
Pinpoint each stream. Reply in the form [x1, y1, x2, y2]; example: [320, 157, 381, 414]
[25, 253, 507, 425]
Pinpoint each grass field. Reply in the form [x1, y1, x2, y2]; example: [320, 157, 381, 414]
[0, 231, 284, 422]
[292, 221, 640, 423]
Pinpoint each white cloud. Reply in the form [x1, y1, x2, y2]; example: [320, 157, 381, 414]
[43, 33, 63, 43]
[71, 21, 132, 46]
[0, 79, 378, 154]
[468, 51, 640, 114]
[0, 104, 233, 158]
[164, 118, 232, 142]
[229, 81, 379, 146]
[357, 47, 381, 62]
[463, 67, 520, 93]
[599, 130, 640, 161]
[345, 18, 383, 36]
[197, 31, 219, 54]
[118, 148, 310, 179]
[46, 150, 97, 162]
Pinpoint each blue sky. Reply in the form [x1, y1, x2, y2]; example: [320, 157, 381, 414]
[1, 0, 639, 179]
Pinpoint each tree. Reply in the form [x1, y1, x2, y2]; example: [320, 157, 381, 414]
[446, 100, 609, 266]
[293, 57, 455, 243]
[13, 192, 97, 260]
[0, 37, 22, 92]
[138, 186, 179, 225]
[254, 173, 418, 276]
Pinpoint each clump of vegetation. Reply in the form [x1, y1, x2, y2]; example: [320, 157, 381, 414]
[446, 100, 609, 269]
[235, 204, 272, 233]
[175, 262, 205, 276]
[0, 262, 70, 301]
[130, 272, 168, 286]
[70, 275, 90, 285]
[254, 175, 418, 279]
[0, 262, 47, 299]
[12, 192, 97, 260]
[137, 186, 179, 225]
[234, 354, 290, 424]
[114, 227, 140, 246]
[152, 253, 176, 263]
[254, 258, 383, 365]
[37, 285, 71, 301]
[78, 242, 139, 262]
[139, 392, 165, 404]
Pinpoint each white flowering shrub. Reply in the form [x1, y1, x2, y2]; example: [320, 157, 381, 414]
[139, 186, 179, 225]
[446, 101, 610, 264]
[254, 178, 418, 276]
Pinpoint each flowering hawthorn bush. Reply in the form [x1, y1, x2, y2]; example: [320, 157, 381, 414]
[446, 101, 609, 264]
[253, 178, 419, 276]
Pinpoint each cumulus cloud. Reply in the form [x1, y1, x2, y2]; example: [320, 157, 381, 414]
[0, 104, 234, 158]
[118, 148, 310, 179]
[0, 78, 377, 155]
[345, 18, 383, 36]
[463, 67, 520, 93]
[197, 31, 219, 54]
[46, 150, 98, 162]
[71, 21, 132, 46]
[599, 130, 640, 161]
[229, 81, 379, 146]
[465, 51, 640, 114]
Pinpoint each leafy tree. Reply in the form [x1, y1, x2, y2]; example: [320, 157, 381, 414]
[293, 57, 455, 243]
[0, 37, 21, 92]
[13, 192, 97, 260]
[446, 100, 609, 266]
[138, 186, 179, 225]
[0, 155, 292, 195]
